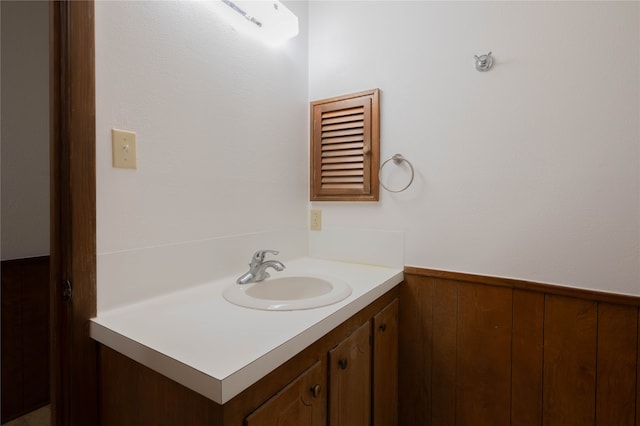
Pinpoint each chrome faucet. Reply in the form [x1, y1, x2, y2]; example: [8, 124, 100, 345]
[236, 250, 286, 284]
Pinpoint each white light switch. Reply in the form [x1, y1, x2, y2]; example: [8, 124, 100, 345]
[112, 129, 137, 169]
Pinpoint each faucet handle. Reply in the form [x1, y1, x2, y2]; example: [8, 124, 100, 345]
[252, 249, 279, 263]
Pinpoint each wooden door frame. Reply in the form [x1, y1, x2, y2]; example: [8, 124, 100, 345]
[50, 1, 97, 425]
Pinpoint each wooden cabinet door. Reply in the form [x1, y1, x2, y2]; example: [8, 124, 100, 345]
[245, 361, 326, 426]
[373, 299, 399, 426]
[329, 321, 371, 426]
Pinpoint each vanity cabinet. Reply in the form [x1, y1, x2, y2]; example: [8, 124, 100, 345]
[248, 298, 399, 426]
[97, 288, 399, 426]
[245, 361, 326, 426]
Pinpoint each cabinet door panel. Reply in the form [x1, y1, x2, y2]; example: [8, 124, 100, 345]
[373, 299, 399, 426]
[329, 321, 371, 426]
[246, 361, 326, 426]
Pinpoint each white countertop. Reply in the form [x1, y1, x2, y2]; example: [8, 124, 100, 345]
[90, 257, 403, 404]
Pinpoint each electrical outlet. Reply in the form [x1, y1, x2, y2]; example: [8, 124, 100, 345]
[310, 209, 322, 231]
[112, 129, 137, 169]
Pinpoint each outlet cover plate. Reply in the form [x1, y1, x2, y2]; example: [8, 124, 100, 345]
[310, 209, 322, 231]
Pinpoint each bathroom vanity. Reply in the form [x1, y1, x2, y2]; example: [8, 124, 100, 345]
[90, 258, 402, 425]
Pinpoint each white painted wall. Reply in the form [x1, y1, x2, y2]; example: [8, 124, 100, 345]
[96, 1, 308, 254]
[0, 1, 50, 261]
[95, 1, 309, 308]
[95, 1, 640, 303]
[309, 1, 640, 295]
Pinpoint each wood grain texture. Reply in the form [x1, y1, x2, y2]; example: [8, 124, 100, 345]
[431, 279, 457, 425]
[404, 266, 640, 307]
[457, 283, 512, 426]
[99, 346, 222, 426]
[511, 290, 544, 426]
[596, 303, 638, 425]
[544, 295, 598, 426]
[373, 299, 399, 426]
[310, 89, 379, 201]
[1, 257, 51, 423]
[20, 258, 51, 413]
[50, 1, 97, 424]
[1, 261, 25, 422]
[401, 267, 640, 426]
[329, 321, 371, 426]
[398, 274, 431, 426]
[246, 361, 326, 426]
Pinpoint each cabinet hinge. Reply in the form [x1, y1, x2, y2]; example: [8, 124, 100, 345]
[62, 280, 72, 303]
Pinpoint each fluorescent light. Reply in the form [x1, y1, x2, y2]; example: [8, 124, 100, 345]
[213, 0, 299, 47]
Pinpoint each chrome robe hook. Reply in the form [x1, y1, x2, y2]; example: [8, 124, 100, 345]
[474, 51, 494, 72]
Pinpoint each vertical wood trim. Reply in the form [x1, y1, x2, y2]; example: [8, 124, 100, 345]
[595, 303, 638, 425]
[431, 279, 457, 425]
[543, 295, 597, 425]
[457, 283, 512, 426]
[398, 275, 432, 426]
[511, 290, 544, 426]
[50, 1, 97, 425]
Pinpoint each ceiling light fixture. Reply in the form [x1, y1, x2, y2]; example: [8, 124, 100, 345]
[214, 0, 299, 47]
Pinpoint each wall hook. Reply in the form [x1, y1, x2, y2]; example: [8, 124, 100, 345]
[474, 51, 494, 72]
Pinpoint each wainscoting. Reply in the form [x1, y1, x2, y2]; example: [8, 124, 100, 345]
[1, 257, 50, 424]
[399, 267, 639, 426]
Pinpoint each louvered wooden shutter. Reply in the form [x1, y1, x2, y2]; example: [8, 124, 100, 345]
[310, 89, 380, 201]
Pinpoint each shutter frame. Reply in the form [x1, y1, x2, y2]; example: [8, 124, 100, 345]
[310, 89, 380, 201]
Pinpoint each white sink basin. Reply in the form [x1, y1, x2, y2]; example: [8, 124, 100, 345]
[223, 275, 352, 311]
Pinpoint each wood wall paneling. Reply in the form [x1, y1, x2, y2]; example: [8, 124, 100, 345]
[595, 303, 637, 425]
[457, 283, 512, 426]
[1, 261, 25, 422]
[637, 310, 640, 426]
[398, 274, 431, 426]
[511, 290, 544, 426]
[431, 279, 457, 425]
[21, 258, 51, 413]
[1, 257, 51, 423]
[543, 295, 597, 426]
[400, 267, 640, 426]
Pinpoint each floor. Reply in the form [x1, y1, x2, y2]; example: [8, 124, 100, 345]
[3, 406, 49, 426]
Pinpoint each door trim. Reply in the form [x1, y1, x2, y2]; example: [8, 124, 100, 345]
[50, 1, 97, 424]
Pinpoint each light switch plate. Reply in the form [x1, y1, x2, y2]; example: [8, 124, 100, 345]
[112, 129, 137, 169]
